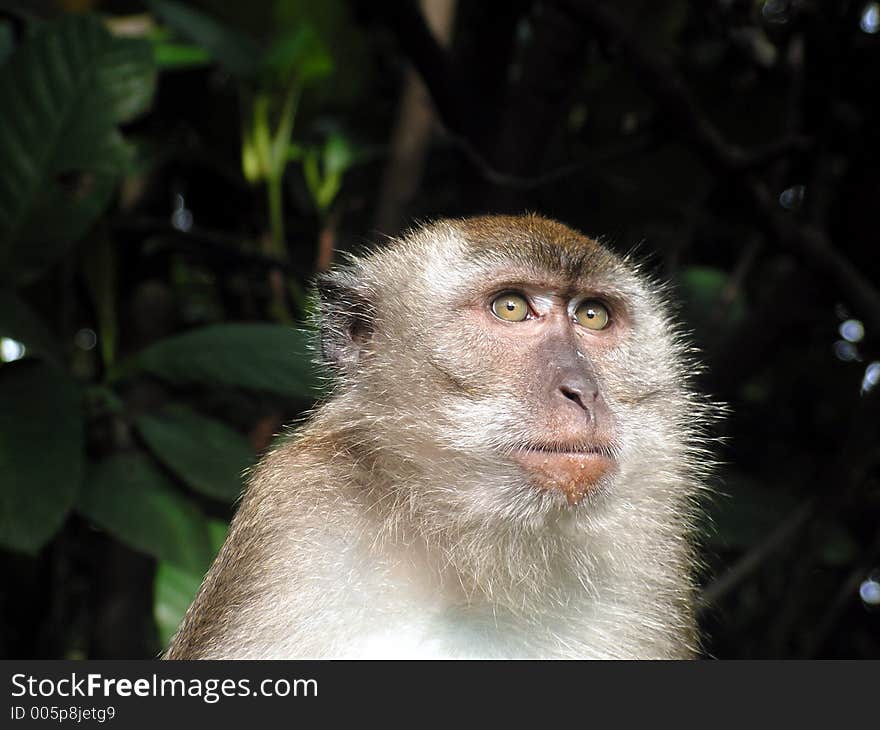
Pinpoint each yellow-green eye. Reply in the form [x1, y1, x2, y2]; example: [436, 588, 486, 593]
[491, 293, 530, 322]
[575, 300, 610, 330]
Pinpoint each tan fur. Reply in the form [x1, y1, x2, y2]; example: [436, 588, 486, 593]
[165, 214, 715, 659]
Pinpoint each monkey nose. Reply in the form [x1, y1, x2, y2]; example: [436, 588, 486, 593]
[557, 381, 596, 415]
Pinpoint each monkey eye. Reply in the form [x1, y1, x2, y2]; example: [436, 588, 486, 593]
[490, 292, 530, 322]
[574, 300, 610, 330]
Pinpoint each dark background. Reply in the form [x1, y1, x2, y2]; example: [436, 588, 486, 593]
[1, 0, 878, 659]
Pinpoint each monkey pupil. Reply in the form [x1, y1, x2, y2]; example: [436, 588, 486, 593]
[506, 302, 515, 310]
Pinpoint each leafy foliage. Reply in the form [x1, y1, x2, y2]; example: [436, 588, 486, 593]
[0, 15, 154, 284]
[0, 289, 63, 364]
[0, 3, 332, 659]
[115, 323, 320, 398]
[154, 519, 228, 646]
[136, 405, 255, 502]
[78, 453, 214, 574]
[0, 360, 82, 553]
[149, 0, 261, 77]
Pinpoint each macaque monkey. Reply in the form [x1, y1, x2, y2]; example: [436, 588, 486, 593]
[165, 214, 714, 659]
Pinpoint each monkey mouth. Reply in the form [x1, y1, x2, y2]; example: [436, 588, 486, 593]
[510, 445, 617, 506]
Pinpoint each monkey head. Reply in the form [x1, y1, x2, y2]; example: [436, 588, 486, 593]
[315, 214, 705, 536]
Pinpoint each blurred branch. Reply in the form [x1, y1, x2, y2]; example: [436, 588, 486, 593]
[316, 209, 340, 272]
[483, 1, 593, 208]
[374, 0, 457, 236]
[558, 0, 880, 336]
[748, 182, 880, 336]
[800, 528, 880, 658]
[557, 0, 750, 171]
[363, 0, 615, 196]
[112, 218, 311, 279]
[448, 129, 661, 190]
[739, 135, 813, 170]
[707, 236, 761, 334]
[557, 0, 811, 173]
[357, 0, 483, 143]
[698, 501, 814, 611]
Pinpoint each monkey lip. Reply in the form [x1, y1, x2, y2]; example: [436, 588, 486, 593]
[511, 447, 616, 506]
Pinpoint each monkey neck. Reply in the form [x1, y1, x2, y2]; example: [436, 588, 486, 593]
[299, 409, 696, 632]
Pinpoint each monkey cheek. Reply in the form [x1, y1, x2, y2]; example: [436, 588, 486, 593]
[511, 452, 616, 506]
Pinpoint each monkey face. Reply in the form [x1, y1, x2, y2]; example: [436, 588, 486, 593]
[426, 277, 625, 506]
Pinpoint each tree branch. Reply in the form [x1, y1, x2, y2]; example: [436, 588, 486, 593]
[355, 0, 484, 143]
[559, 0, 880, 335]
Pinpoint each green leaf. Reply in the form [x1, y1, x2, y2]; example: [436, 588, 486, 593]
[78, 453, 214, 573]
[270, 0, 368, 105]
[679, 266, 727, 310]
[677, 266, 746, 333]
[154, 519, 227, 646]
[287, 142, 305, 162]
[113, 323, 320, 398]
[323, 132, 355, 177]
[84, 384, 125, 418]
[153, 42, 212, 69]
[0, 19, 14, 66]
[302, 148, 322, 205]
[82, 231, 117, 368]
[301, 134, 356, 212]
[97, 29, 157, 123]
[0, 14, 156, 284]
[240, 91, 272, 183]
[262, 25, 333, 86]
[0, 360, 83, 553]
[136, 405, 254, 502]
[149, 0, 261, 78]
[0, 289, 62, 365]
[315, 172, 342, 213]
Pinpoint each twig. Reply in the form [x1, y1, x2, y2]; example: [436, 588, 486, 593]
[799, 528, 880, 658]
[361, 0, 482, 143]
[698, 501, 814, 610]
[444, 127, 660, 189]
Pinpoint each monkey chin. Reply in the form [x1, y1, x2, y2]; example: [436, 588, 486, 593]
[511, 450, 616, 506]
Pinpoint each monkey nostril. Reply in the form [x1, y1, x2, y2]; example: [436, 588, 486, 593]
[560, 386, 591, 413]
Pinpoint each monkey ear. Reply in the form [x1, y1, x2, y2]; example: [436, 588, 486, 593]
[314, 273, 374, 377]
